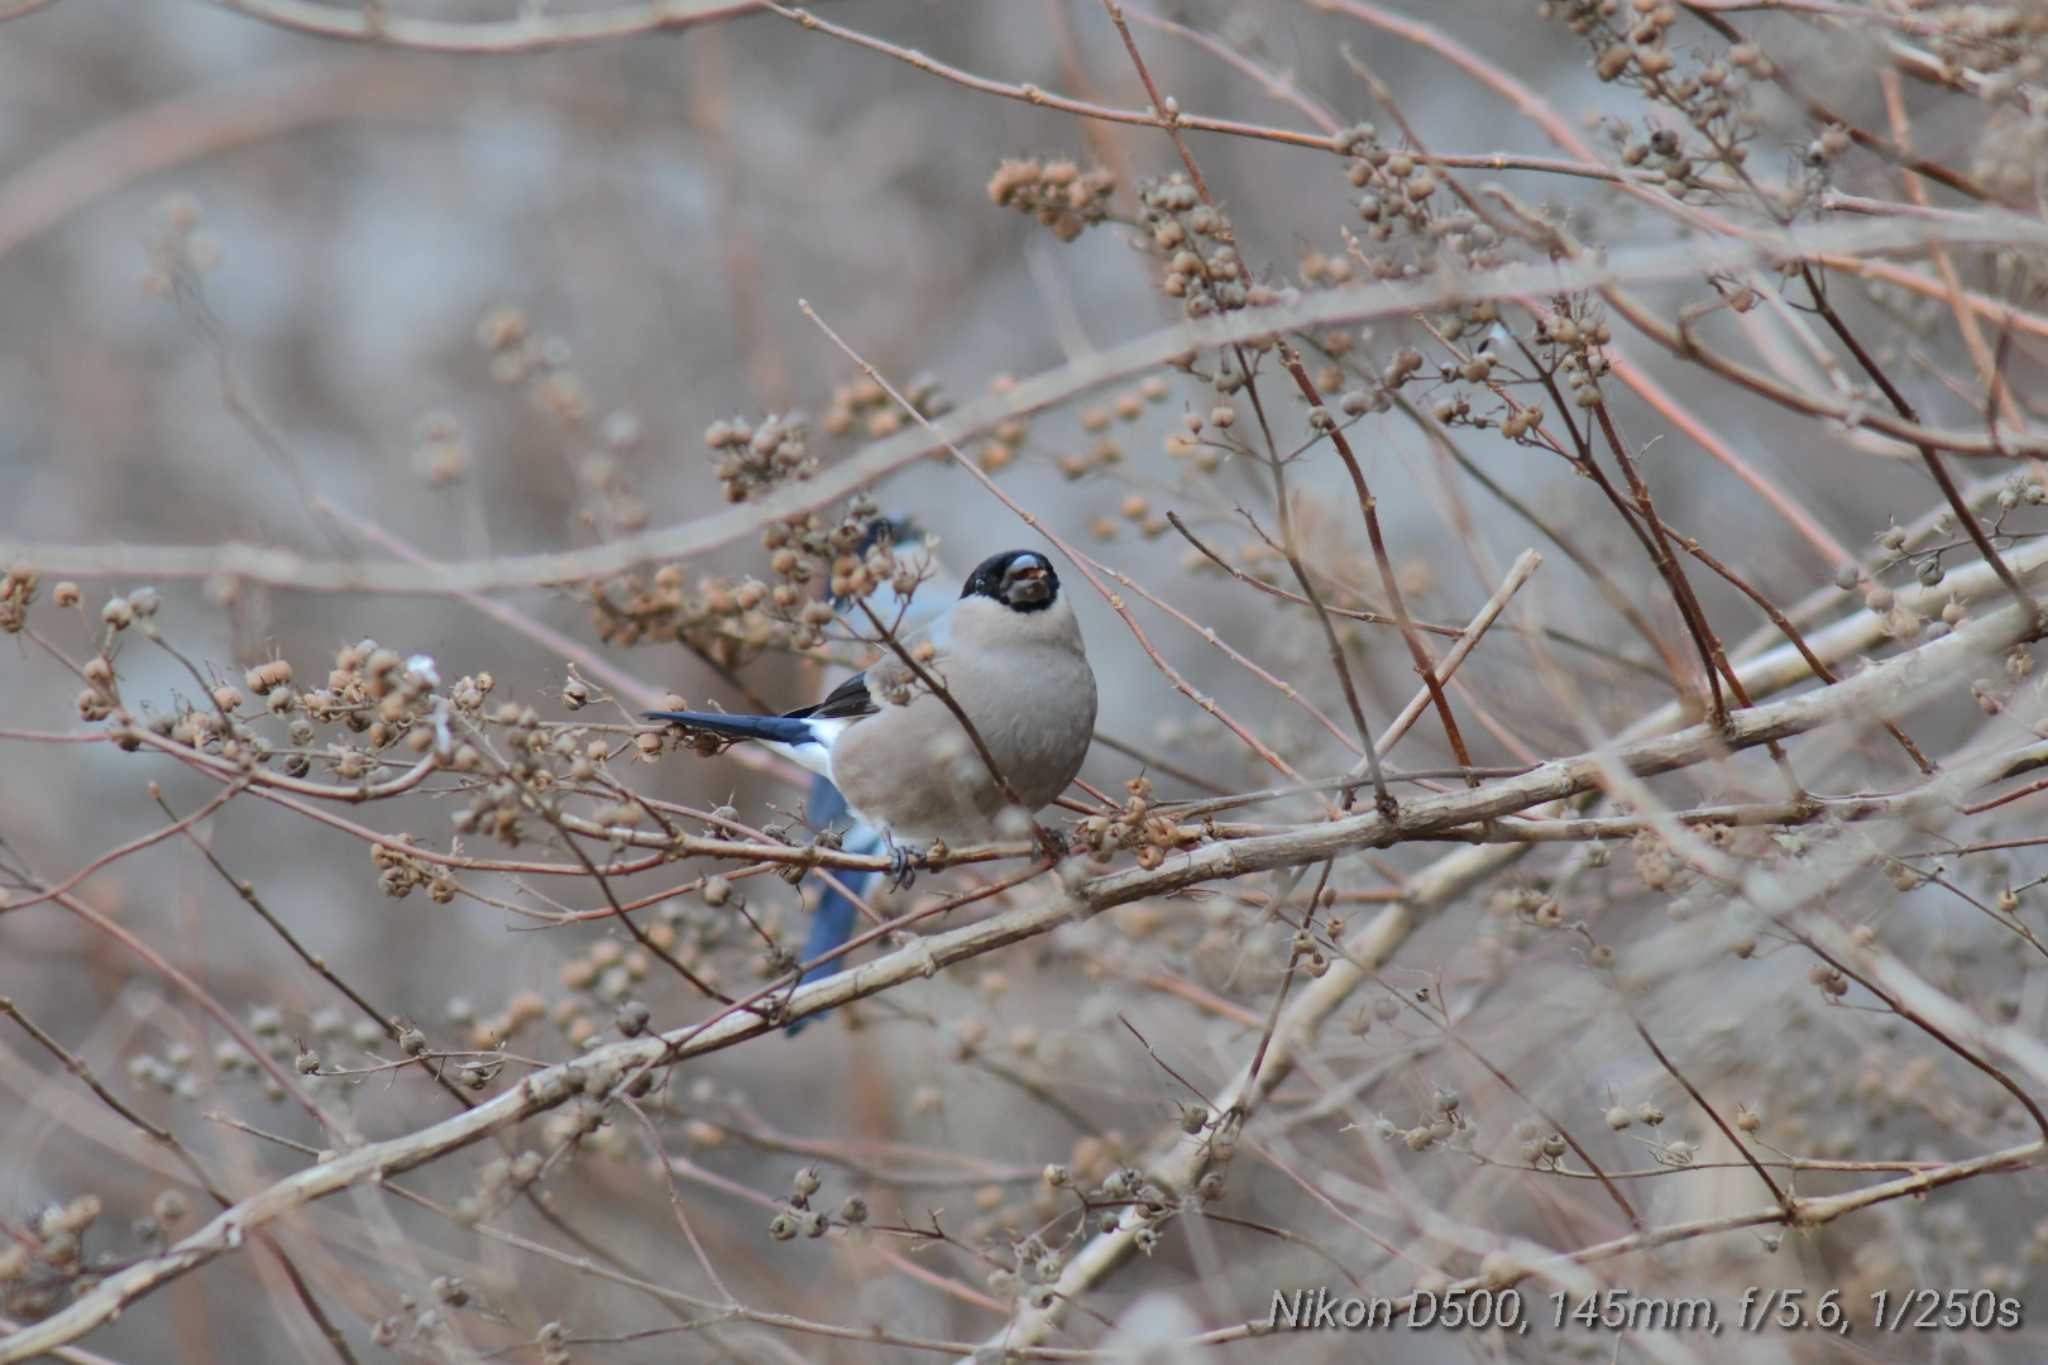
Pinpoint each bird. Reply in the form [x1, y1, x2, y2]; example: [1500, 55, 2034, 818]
[646, 545, 1096, 915]
[782, 521, 953, 1033]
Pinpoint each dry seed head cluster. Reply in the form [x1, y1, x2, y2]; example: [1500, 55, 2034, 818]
[704, 412, 812, 504]
[476, 304, 588, 424]
[1917, 4, 2048, 84]
[1557, 0, 1759, 201]
[821, 370, 950, 440]
[140, 192, 221, 298]
[34, 590, 698, 923]
[0, 1193, 114, 1321]
[473, 305, 651, 531]
[1535, 303, 1616, 410]
[1070, 777, 1198, 871]
[1337, 124, 1448, 242]
[976, 376, 1033, 473]
[411, 409, 471, 488]
[833, 367, 1018, 472]
[1136, 174, 1289, 319]
[593, 498, 937, 698]
[986, 156, 1116, 242]
[0, 561, 38, 634]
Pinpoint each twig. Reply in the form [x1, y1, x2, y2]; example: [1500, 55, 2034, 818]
[206, 0, 761, 51]
[1376, 549, 1541, 758]
[1280, 347, 1476, 783]
[1631, 1017, 1789, 1209]
[1798, 263, 2042, 623]
[1165, 511, 1461, 635]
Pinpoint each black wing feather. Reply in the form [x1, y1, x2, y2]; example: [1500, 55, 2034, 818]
[790, 671, 878, 722]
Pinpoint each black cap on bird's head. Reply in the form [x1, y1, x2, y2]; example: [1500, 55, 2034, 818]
[962, 550, 1059, 612]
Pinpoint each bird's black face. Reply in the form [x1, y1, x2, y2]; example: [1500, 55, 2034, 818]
[962, 550, 1059, 612]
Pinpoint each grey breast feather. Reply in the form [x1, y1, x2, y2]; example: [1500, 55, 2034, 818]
[827, 595, 1096, 845]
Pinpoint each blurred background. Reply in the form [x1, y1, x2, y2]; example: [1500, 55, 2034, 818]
[4, 2, 2047, 1361]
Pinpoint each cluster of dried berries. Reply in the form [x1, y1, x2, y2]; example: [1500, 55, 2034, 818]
[555, 937, 686, 1044]
[590, 562, 792, 662]
[1367, 1085, 1469, 1155]
[67, 600, 594, 884]
[592, 499, 901, 660]
[1071, 777, 1196, 871]
[756, 500, 914, 647]
[473, 305, 651, 530]
[130, 638, 449, 790]
[1323, 123, 1510, 280]
[822, 371, 951, 440]
[243, 658, 294, 697]
[442, 699, 593, 850]
[1296, 247, 1364, 288]
[139, 193, 220, 298]
[0, 561, 37, 634]
[1578, 0, 1686, 79]
[1917, 3, 2048, 85]
[704, 412, 812, 503]
[764, 1163, 841, 1243]
[0, 1194, 116, 1320]
[410, 410, 470, 489]
[476, 303, 590, 426]
[1337, 123, 1443, 237]
[822, 350, 1011, 470]
[976, 376, 1031, 473]
[1086, 491, 1170, 544]
[1052, 375, 1172, 485]
[1559, 0, 1757, 201]
[1138, 174, 1283, 319]
[959, 1151, 1180, 1275]
[986, 156, 1116, 242]
[373, 833, 454, 902]
[1533, 305, 1615, 410]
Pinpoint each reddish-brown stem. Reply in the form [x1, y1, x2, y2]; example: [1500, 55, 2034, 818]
[1279, 349, 1478, 785]
[1586, 401, 1733, 726]
[1798, 264, 2043, 625]
[1670, 527, 1936, 774]
[1632, 1017, 1789, 1210]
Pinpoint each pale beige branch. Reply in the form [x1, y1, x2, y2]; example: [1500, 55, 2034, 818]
[203, 0, 763, 52]
[7, 214, 2048, 593]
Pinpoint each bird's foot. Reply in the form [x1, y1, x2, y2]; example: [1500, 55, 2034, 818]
[1032, 824, 1070, 863]
[884, 839, 924, 891]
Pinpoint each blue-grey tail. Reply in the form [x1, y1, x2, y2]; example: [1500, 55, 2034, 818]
[784, 881, 865, 1037]
[785, 792, 884, 1037]
[644, 710, 816, 745]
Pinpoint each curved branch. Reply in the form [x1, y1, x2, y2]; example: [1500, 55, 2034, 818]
[205, 0, 763, 52]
